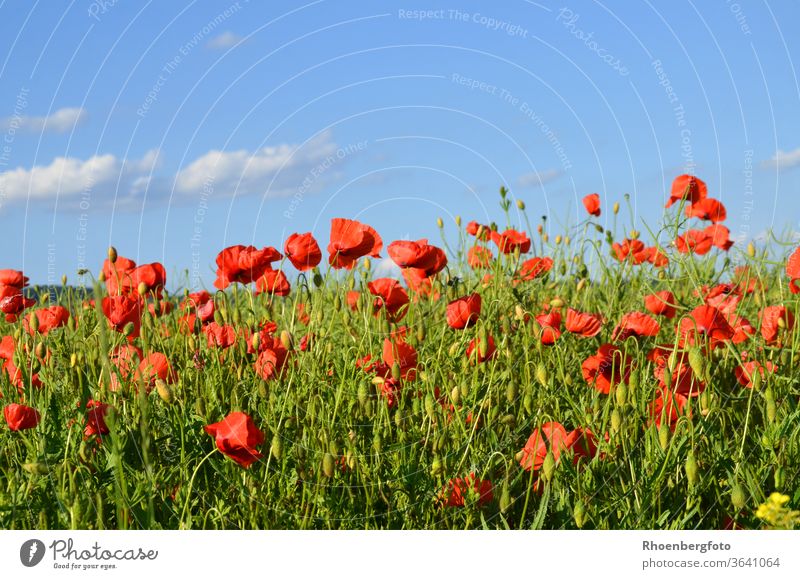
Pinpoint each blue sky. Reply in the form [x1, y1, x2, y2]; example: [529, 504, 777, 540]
[1, 0, 799, 289]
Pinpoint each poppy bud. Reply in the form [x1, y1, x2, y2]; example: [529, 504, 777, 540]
[731, 483, 746, 511]
[280, 330, 294, 350]
[455, 215, 462, 226]
[747, 242, 755, 258]
[576, 278, 587, 293]
[555, 235, 562, 245]
[362, 258, 371, 272]
[155, 379, 174, 404]
[270, 434, 282, 460]
[612, 202, 620, 214]
[251, 332, 260, 351]
[541, 451, 556, 482]
[500, 481, 511, 513]
[137, 282, 147, 297]
[765, 386, 776, 423]
[523, 394, 533, 414]
[450, 385, 461, 405]
[688, 347, 706, 382]
[777, 316, 786, 329]
[595, 224, 604, 234]
[505, 382, 517, 404]
[610, 409, 622, 434]
[436, 217, 444, 228]
[373, 432, 382, 453]
[29, 312, 40, 333]
[431, 456, 443, 476]
[685, 452, 698, 486]
[615, 382, 627, 406]
[358, 383, 368, 407]
[774, 466, 785, 489]
[391, 362, 402, 382]
[516, 199, 525, 210]
[70, 353, 77, 368]
[61, 274, 68, 286]
[699, 390, 711, 416]
[107, 246, 117, 263]
[536, 363, 547, 387]
[629, 229, 640, 239]
[322, 453, 335, 478]
[573, 500, 586, 528]
[22, 462, 49, 475]
[658, 422, 670, 451]
[313, 272, 323, 288]
[123, 322, 135, 336]
[195, 396, 206, 417]
[542, 233, 549, 243]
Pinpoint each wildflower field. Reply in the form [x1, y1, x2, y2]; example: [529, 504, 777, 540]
[1, 175, 799, 530]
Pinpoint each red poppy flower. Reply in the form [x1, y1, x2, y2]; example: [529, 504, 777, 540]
[400, 268, 437, 298]
[466, 221, 490, 241]
[368, 278, 409, 322]
[581, 344, 632, 394]
[644, 291, 677, 319]
[24, 306, 70, 335]
[439, 473, 493, 507]
[254, 340, 289, 381]
[3, 359, 42, 391]
[650, 388, 689, 430]
[634, 246, 669, 267]
[387, 239, 447, 276]
[786, 247, 800, 294]
[467, 246, 493, 269]
[346, 290, 360, 311]
[328, 218, 383, 269]
[519, 422, 569, 472]
[726, 313, 754, 344]
[759, 305, 795, 346]
[653, 356, 705, 398]
[3, 403, 40, 431]
[0, 269, 29, 289]
[666, 174, 707, 208]
[0, 335, 15, 361]
[134, 353, 176, 392]
[582, 193, 601, 217]
[84, 400, 111, 439]
[204, 412, 265, 468]
[518, 256, 554, 280]
[446, 294, 481, 329]
[565, 308, 603, 337]
[735, 361, 776, 388]
[382, 339, 417, 381]
[0, 288, 36, 320]
[535, 310, 562, 344]
[611, 311, 660, 341]
[213, 245, 282, 290]
[102, 294, 143, 338]
[563, 427, 599, 462]
[203, 322, 237, 349]
[491, 228, 531, 254]
[466, 334, 496, 363]
[102, 256, 137, 296]
[255, 268, 291, 297]
[704, 224, 733, 250]
[700, 284, 741, 315]
[678, 305, 735, 348]
[686, 197, 726, 223]
[675, 229, 713, 255]
[108, 344, 143, 391]
[283, 232, 322, 271]
[612, 238, 645, 262]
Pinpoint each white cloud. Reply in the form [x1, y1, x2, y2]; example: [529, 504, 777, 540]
[373, 257, 401, 277]
[1, 107, 88, 134]
[206, 31, 244, 49]
[762, 148, 800, 171]
[0, 131, 346, 208]
[517, 168, 563, 187]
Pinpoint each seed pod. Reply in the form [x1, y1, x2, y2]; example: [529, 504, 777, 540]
[731, 483, 746, 511]
[688, 347, 706, 382]
[424, 394, 436, 419]
[765, 386, 776, 423]
[685, 452, 698, 487]
[541, 452, 556, 482]
[573, 500, 586, 528]
[536, 363, 547, 387]
[270, 434, 283, 461]
[505, 383, 517, 404]
[322, 453, 335, 478]
[155, 379, 174, 404]
[610, 409, 622, 434]
[658, 422, 670, 451]
[615, 382, 627, 407]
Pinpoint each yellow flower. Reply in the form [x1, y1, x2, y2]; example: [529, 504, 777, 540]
[756, 492, 799, 529]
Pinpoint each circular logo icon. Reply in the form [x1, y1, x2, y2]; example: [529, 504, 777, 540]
[20, 539, 46, 567]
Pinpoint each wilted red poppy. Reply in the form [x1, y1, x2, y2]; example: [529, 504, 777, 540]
[491, 228, 531, 254]
[24, 306, 70, 335]
[678, 305, 735, 349]
[666, 174, 707, 208]
[0, 269, 29, 289]
[644, 291, 677, 319]
[519, 256, 554, 280]
[786, 247, 800, 294]
[519, 422, 569, 472]
[439, 473, 493, 507]
[134, 352, 176, 392]
[446, 294, 481, 329]
[686, 197, 726, 223]
[565, 308, 603, 337]
[382, 339, 417, 381]
[582, 344, 632, 394]
[368, 278, 409, 322]
[284, 232, 322, 271]
[205, 412, 265, 468]
[213, 245, 282, 290]
[466, 334, 496, 363]
[704, 224, 733, 250]
[675, 229, 713, 255]
[328, 218, 383, 269]
[3, 403, 40, 431]
[203, 322, 237, 349]
[735, 360, 776, 388]
[466, 221, 490, 241]
[611, 311, 660, 341]
[582, 193, 601, 217]
[255, 268, 291, 297]
[759, 305, 795, 346]
[387, 239, 447, 276]
[467, 246, 493, 269]
[102, 294, 143, 338]
[84, 400, 111, 439]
